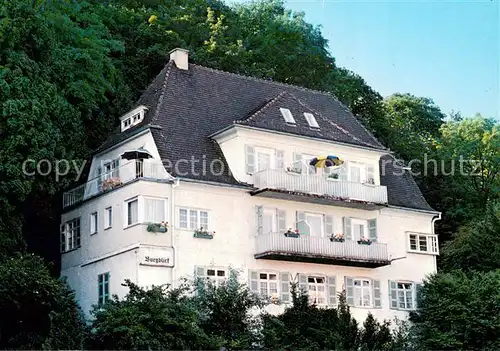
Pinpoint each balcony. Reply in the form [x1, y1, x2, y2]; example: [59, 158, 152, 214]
[255, 233, 390, 268]
[63, 160, 170, 209]
[251, 169, 388, 209]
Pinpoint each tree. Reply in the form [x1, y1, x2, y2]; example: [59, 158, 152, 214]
[89, 280, 215, 350]
[410, 270, 500, 350]
[441, 201, 500, 273]
[0, 254, 86, 350]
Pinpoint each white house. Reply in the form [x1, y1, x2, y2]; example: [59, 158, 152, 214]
[60, 48, 440, 321]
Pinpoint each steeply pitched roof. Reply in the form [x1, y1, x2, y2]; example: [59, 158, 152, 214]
[96, 60, 435, 212]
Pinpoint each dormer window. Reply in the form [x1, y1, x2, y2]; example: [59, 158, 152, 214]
[279, 108, 296, 125]
[120, 106, 147, 132]
[304, 112, 319, 129]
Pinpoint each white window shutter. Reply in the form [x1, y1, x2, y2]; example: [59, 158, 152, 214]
[245, 145, 255, 174]
[343, 217, 352, 241]
[368, 219, 377, 242]
[277, 209, 286, 233]
[60, 224, 66, 252]
[389, 280, 398, 309]
[327, 276, 336, 306]
[373, 280, 382, 308]
[298, 274, 308, 294]
[324, 215, 333, 235]
[339, 160, 349, 181]
[249, 270, 259, 292]
[345, 277, 354, 306]
[280, 272, 290, 303]
[256, 206, 263, 236]
[276, 150, 284, 169]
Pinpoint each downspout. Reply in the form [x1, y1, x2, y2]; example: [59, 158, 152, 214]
[171, 178, 180, 287]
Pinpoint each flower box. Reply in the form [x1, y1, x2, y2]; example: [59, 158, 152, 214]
[101, 177, 122, 191]
[329, 233, 345, 242]
[286, 166, 302, 175]
[194, 228, 215, 239]
[357, 239, 372, 245]
[147, 222, 168, 233]
[284, 229, 300, 238]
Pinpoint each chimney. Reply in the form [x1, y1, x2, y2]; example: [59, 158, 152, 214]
[169, 48, 189, 70]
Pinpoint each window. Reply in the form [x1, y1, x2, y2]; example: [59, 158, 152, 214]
[255, 147, 274, 172]
[279, 108, 296, 124]
[408, 233, 439, 254]
[351, 218, 368, 241]
[104, 207, 112, 229]
[349, 162, 366, 183]
[60, 218, 81, 252]
[90, 212, 98, 235]
[197, 267, 227, 287]
[179, 208, 209, 230]
[353, 279, 372, 307]
[306, 213, 323, 236]
[98, 272, 110, 306]
[127, 199, 138, 226]
[144, 197, 166, 223]
[308, 276, 326, 305]
[263, 209, 276, 234]
[389, 281, 417, 310]
[102, 159, 120, 179]
[121, 109, 145, 132]
[304, 112, 320, 128]
[259, 272, 279, 297]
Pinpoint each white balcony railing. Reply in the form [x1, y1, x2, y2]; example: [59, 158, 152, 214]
[63, 160, 170, 208]
[255, 233, 389, 265]
[253, 169, 388, 204]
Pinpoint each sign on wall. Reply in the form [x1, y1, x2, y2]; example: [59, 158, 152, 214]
[140, 245, 174, 267]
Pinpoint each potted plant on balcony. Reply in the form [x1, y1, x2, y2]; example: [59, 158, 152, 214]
[364, 177, 375, 185]
[284, 228, 300, 238]
[329, 233, 345, 242]
[147, 221, 168, 233]
[101, 177, 122, 191]
[286, 166, 302, 175]
[193, 227, 215, 239]
[357, 237, 372, 245]
[327, 173, 339, 180]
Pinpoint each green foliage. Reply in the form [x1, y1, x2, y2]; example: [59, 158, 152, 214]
[410, 270, 500, 350]
[89, 279, 215, 350]
[0, 254, 86, 350]
[441, 201, 500, 273]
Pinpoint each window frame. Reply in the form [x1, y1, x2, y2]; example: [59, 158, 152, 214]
[303, 112, 320, 129]
[407, 232, 439, 254]
[350, 218, 368, 241]
[104, 207, 112, 229]
[279, 108, 296, 124]
[262, 208, 277, 234]
[61, 217, 81, 253]
[307, 275, 327, 305]
[258, 272, 280, 298]
[203, 267, 227, 287]
[125, 197, 139, 227]
[98, 272, 110, 306]
[143, 196, 168, 223]
[178, 207, 210, 230]
[254, 146, 275, 172]
[353, 278, 373, 308]
[90, 212, 98, 235]
[396, 281, 415, 310]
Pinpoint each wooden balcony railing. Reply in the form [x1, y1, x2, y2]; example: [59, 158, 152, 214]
[253, 169, 388, 204]
[255, 233, 390, 268]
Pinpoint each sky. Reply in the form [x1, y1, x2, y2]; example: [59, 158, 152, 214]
[233, 0, 500, 119]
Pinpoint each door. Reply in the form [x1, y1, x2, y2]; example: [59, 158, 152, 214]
[306, 213, 323, 237]
[349, 162, 366, 183]
[351, 218, 367, 240]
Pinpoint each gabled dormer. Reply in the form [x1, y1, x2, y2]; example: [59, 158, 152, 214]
[120, 105, 148, 132]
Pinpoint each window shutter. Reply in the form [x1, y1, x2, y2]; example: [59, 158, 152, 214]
[373, 280, 382, 308]
[339, 160, 349, 181]
[368, 219, 377, 242]
[345, 277, 354, 306]
[277, 209, 286, 233]
[112, 158, 120, 178]
[324, 215, 333, 235]
[280, 272, 290, 303]
[60, 224, 66, 252]
[343, 217, 352, 241]
[298, 274, 308, 294]
[415, 283, 423, 309]
[296, 211, 308, 235]
[249, 270, 259, 292]
[256, 206, 263, 236]
[366, 164, 374, 183]
[245, 145, 255, 174]
[276, 150, 284, 169]
[327, 276, 336, 306]
[96, 165, 103, 190]
[389, 280, 398, 309]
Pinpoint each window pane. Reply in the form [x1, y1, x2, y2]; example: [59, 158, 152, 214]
[179, 209, 188, 228]
[306, 215, 322, 237]
[127, 200, 138, 225]
[200, 211, 208, 229]
[189, 210, 198, 229]
[144, 198, 165, 223]
[263, 212, 273, 234]
[419, 236, 427, 251]
[207, 269, 215, 276]
[217, 270, 225, 277]
[410, 235, 417, 250]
